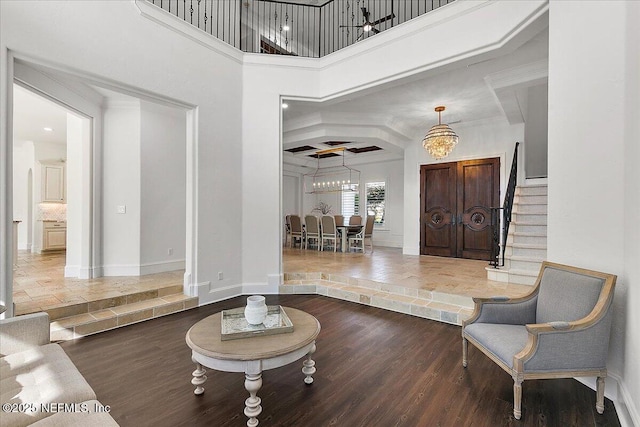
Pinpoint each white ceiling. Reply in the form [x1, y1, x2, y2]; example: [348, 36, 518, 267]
[12, 21, 548, 169]
[13, 84, 69, 146]
[283, 28, 549, 168]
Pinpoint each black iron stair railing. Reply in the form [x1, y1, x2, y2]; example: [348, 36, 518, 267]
[490, 142, 519, 268]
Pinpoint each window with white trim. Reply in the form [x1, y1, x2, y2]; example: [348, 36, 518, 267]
[366, 181, 386, 225]
[341, 185, 359, 223]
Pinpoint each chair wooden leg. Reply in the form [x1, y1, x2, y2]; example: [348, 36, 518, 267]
[596, 376, 606, 414]
[462, 337, 468, 368]
[513, 379, 523, 420]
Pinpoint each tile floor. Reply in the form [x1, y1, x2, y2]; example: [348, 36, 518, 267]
[283, 246, 531, 298]
[12, 251, 185, 315]
[12, 247, 532, 317]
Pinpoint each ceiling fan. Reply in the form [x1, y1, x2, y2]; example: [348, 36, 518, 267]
[340, 7, 395, 40]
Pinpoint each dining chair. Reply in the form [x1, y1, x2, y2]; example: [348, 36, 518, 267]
[288, 215, 303, 249]
[334, 215, 344, 227]
[349, 215, 362, 225]
[304, 215, 321, 250]
[284, 215, 291, 247]
[320, 215, 338, 252]
[348, 215, 375, 253]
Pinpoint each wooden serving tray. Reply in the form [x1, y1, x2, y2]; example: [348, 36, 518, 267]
[220, 305, 294, 341]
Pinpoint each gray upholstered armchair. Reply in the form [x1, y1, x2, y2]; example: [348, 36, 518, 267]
[462, 261, 616, 420]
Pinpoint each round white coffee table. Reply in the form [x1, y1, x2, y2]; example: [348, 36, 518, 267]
[186, 307, 320, 427]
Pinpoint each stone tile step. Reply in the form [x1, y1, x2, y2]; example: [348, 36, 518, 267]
[50, 293, 198, 341]
[24, 284, 185, 320]
[485, 267, 538, 286]
[514, 194, 548, 204]
[280, 279, 473, 326]
[507, 233, 547, 245]
[506, 247, 547, 259]
[512, 212, 547, 221]
[511, 224, 547, 234]
[516, 185, 548, 196]
[508, 257, 545, 272]
[513, 204, 548, 214]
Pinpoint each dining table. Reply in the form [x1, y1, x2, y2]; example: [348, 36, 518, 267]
[336, 225, 363, 252]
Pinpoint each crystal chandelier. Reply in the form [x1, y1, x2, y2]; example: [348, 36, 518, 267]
[304, 147, 360, 194]
[422, 106, 459, 160]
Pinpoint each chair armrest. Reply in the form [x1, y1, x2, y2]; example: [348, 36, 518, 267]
[513, 302, 615, 373]
[463, 294, 538, 327]
[0, 312, 51, 356]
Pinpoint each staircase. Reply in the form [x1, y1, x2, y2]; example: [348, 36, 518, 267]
[46, 286, 198, 342]
[487, 184, 547, 285]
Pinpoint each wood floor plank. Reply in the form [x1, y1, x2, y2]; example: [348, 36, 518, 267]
[60, 295, 620, 427]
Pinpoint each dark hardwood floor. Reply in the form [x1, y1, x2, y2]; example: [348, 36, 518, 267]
[60, 295, 620, 427]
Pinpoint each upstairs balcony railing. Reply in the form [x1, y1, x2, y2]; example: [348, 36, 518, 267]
[148, 0, 454, 58]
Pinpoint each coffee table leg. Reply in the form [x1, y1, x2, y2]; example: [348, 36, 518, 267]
[244, 372, 263, 427]
[191, 361, 207, 395]
[302, 342, 317, 384]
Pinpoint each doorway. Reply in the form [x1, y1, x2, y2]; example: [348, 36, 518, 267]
[420, 157, 500, 260]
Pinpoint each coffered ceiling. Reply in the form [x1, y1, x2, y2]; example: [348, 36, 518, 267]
[282, 27, 548, 168]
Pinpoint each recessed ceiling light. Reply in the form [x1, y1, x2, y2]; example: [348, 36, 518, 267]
[283, 25, 290, 31]
[282, 103, 289, 109]
[43, 127, 53, 132]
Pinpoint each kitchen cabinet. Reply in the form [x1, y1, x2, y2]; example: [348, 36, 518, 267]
[43, 221, 66, 251]
[42, 163, 65, 203]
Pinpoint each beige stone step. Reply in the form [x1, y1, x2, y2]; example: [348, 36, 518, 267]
[50, 293, 198, 341]
[281, 273, 473, 326]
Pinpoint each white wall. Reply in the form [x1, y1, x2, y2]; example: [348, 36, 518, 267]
[102, 101, 142, 274]
[65, 113, 92, 278]
[623, 2, 640, 425]
[524, 83, 548, 179]
[352, 160, 404, 248]
[140, 100, 186, 273]
[548, 1, 639, 424]
[240, 0, 547, 290]
[11, 141, 34, 250]
[404, 120, 523, 255]
[1, 0, 244, 307]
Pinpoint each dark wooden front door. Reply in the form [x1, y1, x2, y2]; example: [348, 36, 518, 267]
[420, 157, 500, 260]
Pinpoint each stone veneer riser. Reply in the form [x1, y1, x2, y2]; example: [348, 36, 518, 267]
[515, 186, 548, 196]
[281, 274, 474, 327]
[511, 223, 547, 234]
[507, 233, 547, 245]
[511, 212, 547, 224]
[48, 291, 198, 342]
[505, 245, 547, 258]
[513, 204, 548, 214]
[514, 194, 548, 204]
[507, 257, 546, 271]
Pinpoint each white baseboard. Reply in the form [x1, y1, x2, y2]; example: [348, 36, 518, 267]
[140, 259, 185, 275]
[200, 282, 242, 305]
[99, 260, 185, 277]
[574, 374, 638, 427]
[64, 265, 79, 278]
[243, 282, 279, 295]
[403, 246, 420, 256]
[610, 372, 640, 427]
[102, 265, 142, 276]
